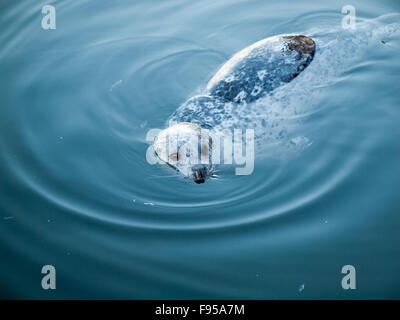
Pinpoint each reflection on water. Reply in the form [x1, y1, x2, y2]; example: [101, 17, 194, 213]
[0, 0, 400, 299]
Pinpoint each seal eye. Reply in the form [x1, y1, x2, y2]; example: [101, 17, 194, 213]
[169, 153, 180, 162]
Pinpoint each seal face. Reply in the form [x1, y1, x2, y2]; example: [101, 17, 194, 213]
[153, 122, 213, 183]
[206, 35, 316, 104]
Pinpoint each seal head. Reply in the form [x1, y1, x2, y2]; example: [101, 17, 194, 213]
[153, 122, 213, 183]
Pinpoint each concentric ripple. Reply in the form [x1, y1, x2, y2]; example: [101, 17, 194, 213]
[1, 0, 400, 299]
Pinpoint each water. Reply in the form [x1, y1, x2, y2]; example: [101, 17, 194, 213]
[0, 0, 399, 299]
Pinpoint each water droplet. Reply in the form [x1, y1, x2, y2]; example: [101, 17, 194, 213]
[109, 79, 123, 92]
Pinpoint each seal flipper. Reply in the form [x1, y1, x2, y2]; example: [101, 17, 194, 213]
[207, 35, 316, 104]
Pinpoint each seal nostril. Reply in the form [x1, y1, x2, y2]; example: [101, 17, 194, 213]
[192, 165, 207, 180]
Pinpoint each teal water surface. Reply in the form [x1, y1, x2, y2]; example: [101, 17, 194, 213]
[1, 0, 400, 299]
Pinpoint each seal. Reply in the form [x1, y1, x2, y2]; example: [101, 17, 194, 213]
[153, 35, 316, 183]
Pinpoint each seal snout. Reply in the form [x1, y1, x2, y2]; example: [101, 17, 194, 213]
[192, 165, 207, 184]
